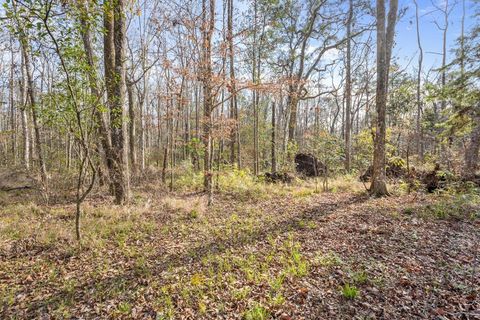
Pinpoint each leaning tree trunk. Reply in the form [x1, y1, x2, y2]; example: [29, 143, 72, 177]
[77, 0, 114, 189]
[13, 0, 48, 193]
[21, 37, 48, 196]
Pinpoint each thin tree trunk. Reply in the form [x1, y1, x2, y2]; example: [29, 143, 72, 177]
[344, 0, 353, 172]
[252, 0, 259, 175]
[9, 37, 17, 165]
[12, 0, 47, 187]
[414, 0, 424, 159]
[201, 0, 215, 205]
[76, 0, 114, 189]
[271, 100, 276, 173]
[463, 118, 480, 177]
[162, 88, 170, 184]
[21, 37, 48, 195]
[139, 87, 146, 171]
[21, 108, 30, 169]
[169, 96, 176, 191]
[441, 0, 448, 112]
[227, 0, 240, 168]
[127, 80, 137, 176]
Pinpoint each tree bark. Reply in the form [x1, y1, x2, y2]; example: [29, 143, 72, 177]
[252, 0, 259, 175]
[227, 0, 240, 169]
[201, 0, 215, 205]
[414, 0, 424, 159]
[271, 100, 277, 173]
[12, 0, 48, 191]
[440, 0, 448, 112]
[463, 118, 480, 177]
[127, 80, 137, 176]
[370, 0, 398, 197]
[9, 37, 17, 165]
[287, 92, 298, 143]
[20, 71, 30, 170]
[344, 0, 353, 172]
[21, 35, 48, 194]
[104, 0, 129, 204]
[76, 0, 114, 188]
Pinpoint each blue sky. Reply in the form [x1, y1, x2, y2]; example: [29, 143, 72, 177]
[394, 0, 476, 74]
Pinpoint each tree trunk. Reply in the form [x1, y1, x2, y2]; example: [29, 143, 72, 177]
[463, 120, 480, 177]
[344, 0, 353, 172]
[77, 0, 114, 188]
[227, 0, 240, 169]
[139, 87, 146, 172]
[201, 0, 215, 205]
[287, 92, 298, 143]
[21, 36, 48, 195]
[20, 105, 30, 169]
[370, 0, 398, 197]
[127, 80, 137, 176]
[9, 38, 17, 165]
[252, 0, 259, 175]
[414, 0, 424, 159]
[12, 0, 47, 189]
[441, 0, 448, 112]
[271, 100, 277, 173]
[104, 0, 129, 204]
[169, 97, 176, 191]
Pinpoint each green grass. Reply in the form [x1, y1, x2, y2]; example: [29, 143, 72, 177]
[243, 304, 269, 320]
[341, 283, 359, 299]
[314, 251, 343, 268]
[351, 270, 368, 285]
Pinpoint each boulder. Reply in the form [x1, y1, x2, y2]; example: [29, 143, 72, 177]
[359, 159, 408, 182]
[0, 168, 37, 191]
[422, 164, 446, 193]
[294, 153, 326, 177]
[264, 172, 293, 183]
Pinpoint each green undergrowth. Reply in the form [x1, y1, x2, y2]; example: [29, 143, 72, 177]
[173, 165, 364, 201]
[402, 184, 480, 220]
[154, 234, 309, 319]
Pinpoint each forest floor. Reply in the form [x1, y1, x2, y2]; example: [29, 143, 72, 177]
[0, 174, 479, 319]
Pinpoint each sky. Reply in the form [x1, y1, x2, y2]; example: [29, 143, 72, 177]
[394, 0, 476, 75]
[0, 0, 476, 85]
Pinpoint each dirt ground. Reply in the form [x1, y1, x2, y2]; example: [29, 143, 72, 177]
[1, 185, 479, 319]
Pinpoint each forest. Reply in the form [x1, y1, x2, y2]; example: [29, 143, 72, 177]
[0, 0, 479, 318]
